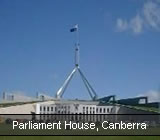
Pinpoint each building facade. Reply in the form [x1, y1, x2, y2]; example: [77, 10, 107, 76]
[35, 100, 119, 122]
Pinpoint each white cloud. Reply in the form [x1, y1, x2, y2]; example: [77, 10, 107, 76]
[130, 14, 143, 34]
[143, 1, 160, 29]
[116, 0, 160, 34]
[116, 15, 144, 34]
[138, 90, 160, 103]
[116, 18, 128, 32]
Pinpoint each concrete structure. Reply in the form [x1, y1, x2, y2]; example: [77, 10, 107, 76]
[36, 100, 117, 114]
[2, 92, 35, 102]
[35, 99, 119, 122]
[0, 92, 53, 103]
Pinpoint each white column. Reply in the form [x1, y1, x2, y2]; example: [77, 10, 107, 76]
[36, 103, 40, 114]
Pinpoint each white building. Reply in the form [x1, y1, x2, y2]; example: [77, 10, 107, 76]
[35, 100, 119, 122]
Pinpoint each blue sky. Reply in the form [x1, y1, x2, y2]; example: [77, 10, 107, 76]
[0, 0, 160, 101]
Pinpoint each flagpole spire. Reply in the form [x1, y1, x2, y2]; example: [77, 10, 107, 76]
[75, 44, 79, 67]
[75, 24, 79, 67]
[55, 25, 98, 100]
[73, 24, 79, 68]
[70, 24, 79, 67]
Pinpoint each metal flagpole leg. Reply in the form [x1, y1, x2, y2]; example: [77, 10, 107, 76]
[56, 67, 77, 98]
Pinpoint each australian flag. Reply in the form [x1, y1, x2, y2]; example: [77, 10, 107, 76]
[70, 24, 78, 32]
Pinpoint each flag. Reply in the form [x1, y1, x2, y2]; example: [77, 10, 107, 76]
[70, 24, 78, 32]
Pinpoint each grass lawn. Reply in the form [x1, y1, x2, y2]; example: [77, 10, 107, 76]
[0, 136, 160, 140]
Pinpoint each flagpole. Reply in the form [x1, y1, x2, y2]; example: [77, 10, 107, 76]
[75, 24, 79, 68]
[55, 24, 98, 100]
[76, 24, 79, 45]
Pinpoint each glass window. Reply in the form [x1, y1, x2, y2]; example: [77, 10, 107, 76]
[111, 108, 113, 112]
[51, 107, 53, 111]
[103, 108, 106, 113]
[100, 108, 102, 113]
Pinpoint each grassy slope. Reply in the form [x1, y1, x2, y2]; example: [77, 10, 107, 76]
[0, 101, 42, 108]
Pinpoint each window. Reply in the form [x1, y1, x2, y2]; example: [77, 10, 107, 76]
[111, 108, 113, 112]
[68, 106, 70, 111]
[43, 106, 46, 111]
[96, 108, 98, 113]
[100, 108, 102, 113]
[107, 108, 109, 113]
[51, 107, 53, 111]
[40, 106, 42, 111]
[103, 108, 106, 113]
[47, 107, 49, 111]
